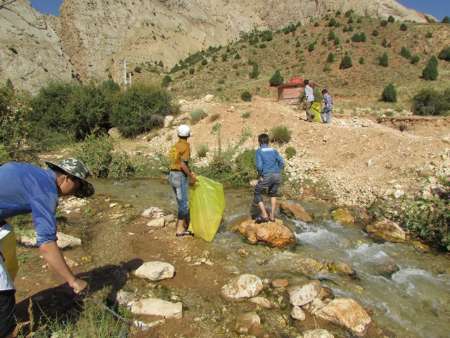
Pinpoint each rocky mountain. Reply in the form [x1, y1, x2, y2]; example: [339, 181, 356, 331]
[0, 0, 430, 92]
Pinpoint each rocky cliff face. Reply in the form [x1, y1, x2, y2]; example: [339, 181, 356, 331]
[0, 0, 73, 93]
[0, 0, 429, 91]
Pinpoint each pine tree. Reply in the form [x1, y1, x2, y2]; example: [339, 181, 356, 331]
[382, 83, 397, 102]
[340, 55, 353, 69]
[422, 56, 439, 80]
[269, 70, 284, 86]
[379, 52, 389, 67]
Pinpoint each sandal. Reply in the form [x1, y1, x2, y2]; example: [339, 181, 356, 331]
[176, 230, 194, 237]
[255, 217, 269, 224]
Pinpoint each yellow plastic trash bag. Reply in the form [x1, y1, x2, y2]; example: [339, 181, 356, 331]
[189, 176, 225, 242]
[0, 224, 19, 281]
[311, 101, 322, 122]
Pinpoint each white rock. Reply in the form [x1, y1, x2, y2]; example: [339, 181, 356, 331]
[164, 115, 174, 128]
[134, 261, 175, 281]
[146, 218, 165, 228]
[288, 281, 321, 307]
[221, 274, 263, 300]
[130, 298, 182, 319]
[303, 329, 335, 338]
[116, 290, 136, 306]
[141, 207, 165, 219]
[164, 214, 176, 223]
[203, 94, 215, 103]
[235, 312, 260, 334]
[291, 306, 306, 321]
[249, 297, 272, 309]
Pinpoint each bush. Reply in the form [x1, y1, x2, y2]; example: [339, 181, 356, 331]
[109, 152, 135, 179]
[269, 70, 284, 86]
[328, 30, 337, 41]
[438, 46, 450, 61]
[425, 32, 433, 38]
[249, 62, 260, 79]
[372, 30, 379, 37]
[442, 16, 450, 24]
[412, 88, 450, 116]
[285, 146, 297, 160]
[359, 57, 365, 64]
[410, 55, 420, 64]
[111, 84, 173, 138]
[234, 149, 258, 185]
[382, 38, 391, 48]
[241, 91, 252, 102]
[378, 52, 389, 67]
[308, 42, 316, 52]
[388, 15, 395, 23]
[190, 109, 207, 123]
[161, 75, 172, 87]
[382, 83, 397, 102]
[189, 68, 195, 74]
[196, 144, 209, 158]
[270, 126, 291, 144]
[328, 18, 338, 27]
[400, 47, 412, 59]
[75, 135, 113, 178]
[400, 23, 408, 31]
[261, 30, 273, 42]
[340, 55, 353, 69]
[327, 53, 336, 63]
[345, 10, 354, 18]
[422, 56, 439, 80]
[380, 20, 388, 27]
[201, 59, 208, 65]
[351, 32, 366, 42]
[241, 111, 251, 119]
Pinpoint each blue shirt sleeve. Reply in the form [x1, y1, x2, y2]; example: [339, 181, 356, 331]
[30, 194, 58, 246]
[255, 149, 263, 175]
[276, 150, 285, 170]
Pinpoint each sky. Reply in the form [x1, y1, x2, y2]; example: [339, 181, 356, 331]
[30, 0, 449, 20]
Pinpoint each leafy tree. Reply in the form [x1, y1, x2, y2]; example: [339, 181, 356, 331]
[269, 70, 284, 86]
[413, 88, 450, 116]
[379, 52, 389, 67]
[340, 55, 353, 69]
[422, 56, 439, 80]
[382, 83, 397, 102]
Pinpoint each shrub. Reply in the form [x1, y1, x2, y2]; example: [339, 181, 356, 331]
[359, 57, 365, 64]
[438, 47, 450, 61]
[340, 55, 353, 69]
[234, 53, 241, 60]
[410, 55, 420, 64]
[241, 111, 251, 118]
[382, 83, 397, 102]
[190, 109, 207, 123]
[372, 30, 379, 37]
[261, 30, 273, 42]
[328, 30, 337, 41]
[161, 75, 172, 87]
[75, 135, 113, 178]
[400, 23, 408, 31]
[378, 52, 389, 67]
[388, 15, 395, 23]
[328, 18, 338, 27]
[201, 59, 208, 66]
[442, 16, 450, 24]
[344, 10, 354, 18]
[380, 20, 388, 27]
[400, 47, 412, 59]
[422, 56, 439, 80]
[382, 38, 391, 48]
[285, 146, 297, 159]
[241, 91, 252, 102]
[425, 32, 433, 38]
[109, 152, 135, 179]
[259, 43, 267, 49]
[327, 53, 336, 63]
[351, 32, 366, 42]
[412, 88, 450, 116]
[234, 149, 258, 185]
[270, 126, 291, 144]
[308, 42, 316, 52]
[189, 68, 195, 74]
[196, 144, 209, 158]
[249, 62, 260, 79]
[269, 70, 284, 86]
[111, 85, 173, 137]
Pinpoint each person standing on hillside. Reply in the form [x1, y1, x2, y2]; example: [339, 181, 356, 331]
[321, 88, 333, 124]
[253, 133, 285, 223]
[0, 159, 94, 338]
[302, 79, 315, 122]
[168, 125, 197, 237]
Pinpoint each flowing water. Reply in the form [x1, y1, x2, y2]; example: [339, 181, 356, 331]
[94, 179, 450, 338]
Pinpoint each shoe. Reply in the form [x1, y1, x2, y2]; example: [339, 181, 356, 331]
[176, 230, 194, 237]
[255, 217, 269, 224]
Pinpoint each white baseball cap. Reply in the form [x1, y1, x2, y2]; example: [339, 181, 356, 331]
[177, 124, 191, 137]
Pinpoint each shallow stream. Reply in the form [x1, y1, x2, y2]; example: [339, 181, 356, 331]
[94, 179, 450, 338]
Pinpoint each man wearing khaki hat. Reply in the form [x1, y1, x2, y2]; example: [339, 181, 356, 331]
[0, 158, 94, 337]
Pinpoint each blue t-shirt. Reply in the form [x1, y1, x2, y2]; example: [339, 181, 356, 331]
[255, 144, 285, 176]
[0, 162, 58, 246]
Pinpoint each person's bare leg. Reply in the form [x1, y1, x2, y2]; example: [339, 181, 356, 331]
[258, 201, 269, 219]
[270, 197, 277, 221]
[176, 219, 185, 234]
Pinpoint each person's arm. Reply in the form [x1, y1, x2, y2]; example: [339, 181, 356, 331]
[255, 149, 263, 176]
[39, 241, 86, 293]
[276, 150, 285, 170]
[180, 143, 196, 184]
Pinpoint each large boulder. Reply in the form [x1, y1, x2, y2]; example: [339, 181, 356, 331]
[134, 261, 175, 281]
[366, 219, 407, 243]
[221, 274, 263, 300]
[302, 329, 335, 338]
[234, 218, 295, 248]
[288, 280, 321, 307]
[315, 298, 371, 337]
[279, 201, 313, 222]
[331, 208, 355, 225]
[130, 298, 182, 319]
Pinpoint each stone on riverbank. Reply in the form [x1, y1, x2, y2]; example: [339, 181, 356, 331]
[366, 219, 407, 243]
[331, 208, 355, 225]
[221, 274, 263, 300]
[235, 218, 295, 248]
[130, 298, 182, 319]
[18, 232, 81, 249]
[272, 279, 289, 288]
[291, 306, 306, 321]
[141, 207, 165, 219]
[235, 312, 261, 334]
[288, 281, 321, 307]
[146, 217, 165, 228]
[134, 261, 175, 281]
[302, 329, 335, 338]
[249, 296, 273, 309]
[315, 298, 371, 337]
[279, 201, 313, 222]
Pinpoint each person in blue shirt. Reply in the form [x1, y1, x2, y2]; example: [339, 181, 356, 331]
[0, 158, 94, 338]
[254, 133, 285, 223]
